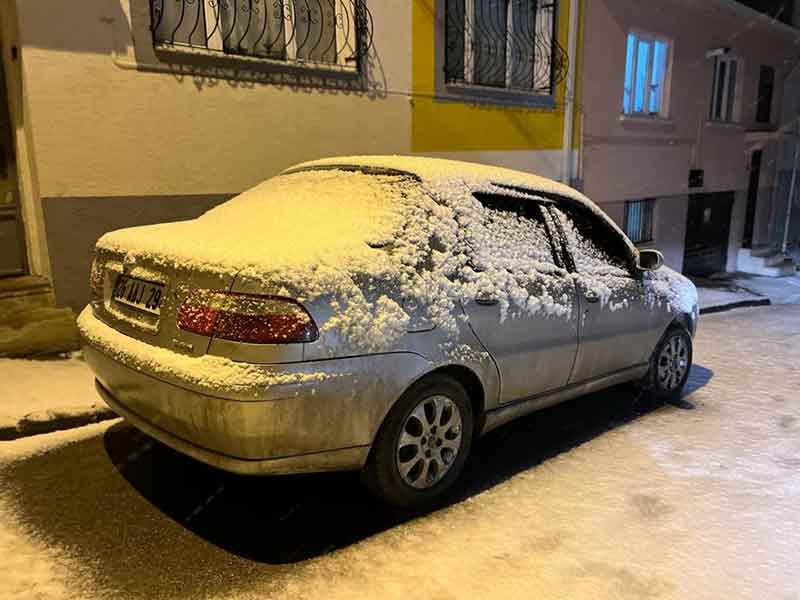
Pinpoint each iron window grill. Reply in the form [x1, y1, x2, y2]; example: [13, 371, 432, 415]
[149, 0, 373, 70]
[444, 0, 568, 95]
[624, 199, 655, 245]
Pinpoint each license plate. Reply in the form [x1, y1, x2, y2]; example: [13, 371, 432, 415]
[112, 275, 164, 315]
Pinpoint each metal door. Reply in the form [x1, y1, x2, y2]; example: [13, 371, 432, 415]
[684, 193, 734, 277]
[742, 151, 762, 249]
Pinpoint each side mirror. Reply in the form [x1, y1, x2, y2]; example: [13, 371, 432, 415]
[636, 249, 664, 271]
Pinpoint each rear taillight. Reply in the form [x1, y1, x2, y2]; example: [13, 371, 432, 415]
[177, 291, 319, 344]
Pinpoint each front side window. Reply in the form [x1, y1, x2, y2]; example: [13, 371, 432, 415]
[624, 199, 655, 245]
[445, 0, 560, 94]
[150, 0, 366, 68]
[710, 56, 740, 122]
[622, 32, 672, 117]
[551, 206, 631, 276]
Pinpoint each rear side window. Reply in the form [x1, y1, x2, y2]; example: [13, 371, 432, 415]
[471, 192, 562, 272]
[551, 205, 631, 276]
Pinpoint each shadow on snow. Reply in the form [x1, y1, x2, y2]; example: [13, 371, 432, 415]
[0, 364, 713, 598]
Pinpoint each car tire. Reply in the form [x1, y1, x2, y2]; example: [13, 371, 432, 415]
[641, 325, 693, 402]
[362, 374, 473, 508]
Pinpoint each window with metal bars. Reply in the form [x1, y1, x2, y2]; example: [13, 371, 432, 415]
[444, 0, 566, 95]
[149, 0, 371, 70]
[624, 199, 655, 245]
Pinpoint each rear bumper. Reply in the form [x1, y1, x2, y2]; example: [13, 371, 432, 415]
[79, 308, 432, 475]
[94, 379, 369, 475]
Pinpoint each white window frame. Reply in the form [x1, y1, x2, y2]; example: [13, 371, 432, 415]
[622, 30, 673, 119]
[709, 55, 742, 123]
[462, 0, 555, 92]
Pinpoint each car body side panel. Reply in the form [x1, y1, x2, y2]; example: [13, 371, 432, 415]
[570, 274, 671, 383]
[463, 276, 580, 403]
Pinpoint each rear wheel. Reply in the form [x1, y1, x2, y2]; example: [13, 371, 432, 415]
[642, 326, 693, 401]
[363, 374, 473, 508]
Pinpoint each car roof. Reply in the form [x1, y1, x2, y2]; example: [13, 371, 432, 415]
[286, 155, 590, 204]
[285, 156, 636, 258]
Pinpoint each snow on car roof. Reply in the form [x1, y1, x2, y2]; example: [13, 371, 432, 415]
[286, 155, 635, 257]
[287, 155, 590, 204]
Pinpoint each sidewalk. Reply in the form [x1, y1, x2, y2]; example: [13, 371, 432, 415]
[0, 352, 116, 441]
[693, 272, 800, 314]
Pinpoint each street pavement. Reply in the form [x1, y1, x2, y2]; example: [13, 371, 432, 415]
[0, 306, 799, 599]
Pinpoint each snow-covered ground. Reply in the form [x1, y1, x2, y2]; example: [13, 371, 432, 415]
[0, 353, 112, 437]
[0, 305, 798, 599]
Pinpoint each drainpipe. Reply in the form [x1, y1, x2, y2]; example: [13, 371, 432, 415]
[782, 116, 800, 254]
[562, 0, 580, 186]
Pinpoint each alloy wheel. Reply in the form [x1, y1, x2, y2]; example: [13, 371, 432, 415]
[395, 395, 463, 489]
[657, 333, 690, 391]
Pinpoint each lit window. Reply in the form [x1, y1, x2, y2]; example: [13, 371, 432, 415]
[710, 56, 740, 122]
[622, 32, 671, 117]
[445, 0, 561, 95]
[624, 199, 655, 245]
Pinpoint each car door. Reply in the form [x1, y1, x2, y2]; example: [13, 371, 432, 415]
[460, 192, 579, 404]
[548, 204, 662, 384]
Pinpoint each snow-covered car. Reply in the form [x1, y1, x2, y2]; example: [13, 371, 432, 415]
[78, 156, 699, 507]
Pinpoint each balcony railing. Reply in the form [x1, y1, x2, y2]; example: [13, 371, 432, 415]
[150, 0, 373, 70]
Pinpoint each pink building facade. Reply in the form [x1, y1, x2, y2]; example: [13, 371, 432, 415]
[579, 0, 800, 276]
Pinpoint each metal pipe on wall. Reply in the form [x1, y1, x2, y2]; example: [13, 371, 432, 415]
[561, 0, 579, 185]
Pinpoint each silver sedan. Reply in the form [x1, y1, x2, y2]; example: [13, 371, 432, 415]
[79, 156, 698, 507]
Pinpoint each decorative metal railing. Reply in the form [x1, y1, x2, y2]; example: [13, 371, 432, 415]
[150, 0, 373, 69]
[445, 0, 567, 95]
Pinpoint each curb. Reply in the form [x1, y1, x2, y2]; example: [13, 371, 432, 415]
[699, 298, 772, 315]
[0, 406, 119, 441]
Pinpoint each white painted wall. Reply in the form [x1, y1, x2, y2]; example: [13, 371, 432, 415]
[15, 0, 413, 199]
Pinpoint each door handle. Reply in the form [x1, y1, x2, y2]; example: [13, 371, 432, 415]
[475, 292, 498, 306]
[584, 291, 600, 304]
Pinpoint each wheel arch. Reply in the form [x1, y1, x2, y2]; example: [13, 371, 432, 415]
[370, 364, 488, 449]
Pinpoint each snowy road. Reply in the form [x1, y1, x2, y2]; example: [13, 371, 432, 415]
[1, 306, 799, 599]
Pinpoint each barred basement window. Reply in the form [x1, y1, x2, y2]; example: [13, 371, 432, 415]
[624, 199, 655, 245]
[150, 0, 371, 69]
[445, 0, 567, 95]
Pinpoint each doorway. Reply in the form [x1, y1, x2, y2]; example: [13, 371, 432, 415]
[0, 51, 25, 277]
[683, 192, 734, 277]
[742, 150, 762, 250]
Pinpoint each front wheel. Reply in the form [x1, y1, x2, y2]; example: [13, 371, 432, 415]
[362, 374, 473, 508]
[642, 326, 693, 401]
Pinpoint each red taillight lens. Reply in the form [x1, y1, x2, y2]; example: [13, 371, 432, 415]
[177, 291, 319, 344]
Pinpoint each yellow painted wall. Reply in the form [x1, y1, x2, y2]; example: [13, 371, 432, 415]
[411, 0, 576, 153]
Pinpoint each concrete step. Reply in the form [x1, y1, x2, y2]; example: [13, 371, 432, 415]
[750, 245, 778, 258]
[765, 254, 794, 268]
[0, 276, 79, 357]
[737, 249, 797, 277]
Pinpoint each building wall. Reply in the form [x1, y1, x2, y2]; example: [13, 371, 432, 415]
[7, 0, 583, 310]
[580, 0, 799, 273]
[9, 0, 414, 310]
[410, 0, 580, 182]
